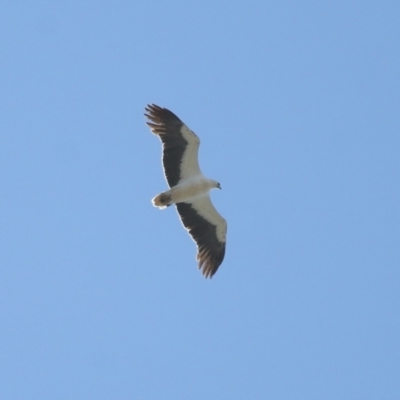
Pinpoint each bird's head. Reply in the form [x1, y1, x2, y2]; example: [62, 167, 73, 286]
[210, 180, 221, 190]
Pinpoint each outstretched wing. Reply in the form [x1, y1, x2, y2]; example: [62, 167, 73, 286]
[176, 196, 227, 278]
[145, 104, 202, 188]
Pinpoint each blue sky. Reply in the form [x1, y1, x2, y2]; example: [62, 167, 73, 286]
[1, 1, 399, 399]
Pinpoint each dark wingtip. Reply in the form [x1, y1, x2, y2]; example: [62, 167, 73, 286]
[144, 104, 182, 124]
[198, 246, 226, 279]
[144, 103, 161, 115]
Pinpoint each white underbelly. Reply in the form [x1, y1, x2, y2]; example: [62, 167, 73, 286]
[171, 180, 210, 203]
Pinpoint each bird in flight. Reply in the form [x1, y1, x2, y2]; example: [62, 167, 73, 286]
[145, 104, 227, 278]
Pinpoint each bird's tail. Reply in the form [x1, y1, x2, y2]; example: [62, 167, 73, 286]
[152, 191, 173, 209]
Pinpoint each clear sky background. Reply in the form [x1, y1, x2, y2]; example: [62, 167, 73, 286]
[1, 2, 399, 399]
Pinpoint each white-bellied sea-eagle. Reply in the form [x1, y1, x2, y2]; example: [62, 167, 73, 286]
[145, 104, 227, 278]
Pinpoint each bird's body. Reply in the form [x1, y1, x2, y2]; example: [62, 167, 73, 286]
[152, 177, 218, 208]
[145, 104, 227, 278]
